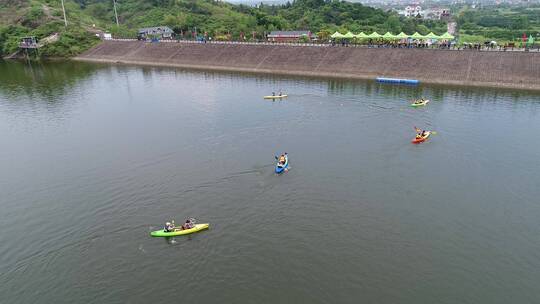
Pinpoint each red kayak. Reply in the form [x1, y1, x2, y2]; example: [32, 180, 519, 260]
[412, 131, 431, 144]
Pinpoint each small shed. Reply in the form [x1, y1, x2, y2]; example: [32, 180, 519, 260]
[19, 37, 38, 49]
[137, 26, 174, 40]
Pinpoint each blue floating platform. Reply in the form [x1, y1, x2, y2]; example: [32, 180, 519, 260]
[376, 77, 419, 85]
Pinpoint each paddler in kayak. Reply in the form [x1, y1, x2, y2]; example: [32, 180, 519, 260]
[415, 127, 427, 139]
[182, 218, 195, 230]
[275, 152, 287, 166]
[277, 153, 287, 165]
[164, 221, 176, 232]
[163, 218, 196, 232]
[413, 98, 425, 105]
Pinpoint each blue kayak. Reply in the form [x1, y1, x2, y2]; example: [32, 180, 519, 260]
[275, 154, 289, 174]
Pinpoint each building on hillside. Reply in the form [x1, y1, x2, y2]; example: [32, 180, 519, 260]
[447, 21, 457, 35]
[137, 26, 174, 40]
[267, 31, 315, 42]
[424, 8, 451, 20]
[402, 5, 423, 17]
[19, 37, 38, 49]
[95, 33, 112, 40]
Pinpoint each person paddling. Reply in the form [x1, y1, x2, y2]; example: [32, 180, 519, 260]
[163, 218, 196, 232]
[415, 127, 426, 139]
[182, 218, 196, 230]
[275, 153, 287, 165]
[413, 98, 425, 105]
[164, 220, 176, 232]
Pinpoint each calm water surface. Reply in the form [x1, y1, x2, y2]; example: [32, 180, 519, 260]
[1, 61, 539, 304]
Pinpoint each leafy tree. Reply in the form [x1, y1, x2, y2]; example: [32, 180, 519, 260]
[511, 16, 528, 30]
[416, 24, 429, 35]
[384, 15, 401, 33]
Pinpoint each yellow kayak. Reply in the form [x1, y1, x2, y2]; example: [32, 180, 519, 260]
[263, 95, 287, 99]
[150, 223, 209, 237]
[411, 99, 430, 107]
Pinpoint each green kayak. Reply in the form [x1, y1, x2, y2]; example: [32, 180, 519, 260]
[150, 223, 209, 237]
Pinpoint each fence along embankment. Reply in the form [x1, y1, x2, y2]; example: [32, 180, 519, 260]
[76, 40, 540, 90]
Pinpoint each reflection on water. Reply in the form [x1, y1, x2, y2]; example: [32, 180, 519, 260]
[1, 61, 540, 304]
[0, 60, 99, 101]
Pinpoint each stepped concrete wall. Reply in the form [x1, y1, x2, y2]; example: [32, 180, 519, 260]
[76, 40, 540, 90]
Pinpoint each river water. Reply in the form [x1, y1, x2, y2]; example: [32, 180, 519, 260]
[1, 60, 539, 304]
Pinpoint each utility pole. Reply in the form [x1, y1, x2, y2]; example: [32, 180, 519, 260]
[113, 0, 119, 26]
[61, 0, 67, 27]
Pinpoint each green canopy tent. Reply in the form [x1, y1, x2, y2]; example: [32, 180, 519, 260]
[355, 32, 368, 39]
[439, 32, 455, 40]
[343, 31, 355, 39]
[367, 32, 382, 39]
[331, 32, 345, 39]
[425, 32, 440, 40]
[382, 32, 396, 40]
[528, 35, 535, 46]
[396, 32, 409, 39]
[354, 32, 368, 44]
[410, 32, 425, 40]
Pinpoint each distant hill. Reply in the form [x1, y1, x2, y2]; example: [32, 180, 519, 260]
[227, 0, 287, 4]
[1, 0, 448, 57]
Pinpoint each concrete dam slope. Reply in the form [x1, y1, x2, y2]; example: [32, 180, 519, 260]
[76, 41, 540, 90]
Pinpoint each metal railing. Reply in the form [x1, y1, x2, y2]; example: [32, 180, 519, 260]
[106, 38, 540, 53]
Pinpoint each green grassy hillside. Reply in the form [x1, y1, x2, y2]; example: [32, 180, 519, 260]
[76, 0, 447, 38]
[1, 0, 448, 58]
[456, 4, 540, 44]
[0, 0, 101, 57]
